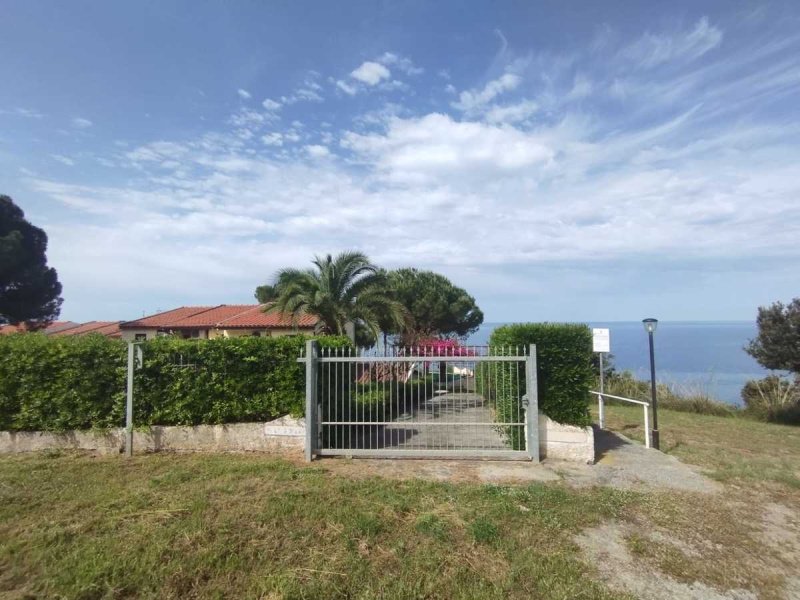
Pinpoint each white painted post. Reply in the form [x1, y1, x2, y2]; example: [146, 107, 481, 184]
[125, 342, 134, 457]
[526, 344, 540, 462]
[304, 339, 319, 462]
[643, 404, 651, 449]
[598, 395, 605, 430]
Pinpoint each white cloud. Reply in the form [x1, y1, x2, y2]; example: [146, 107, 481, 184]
[620, 17, 723, 68]
[261, 132, 283, 146]
[237, 88, 252, 99]
[262, 98, 281, 111]
[23, 20, 800, 322]
[284, 131, 301, 143]
[484, 100, 538, 124]
[1, 107, 44, 118]
[378, 52, 423, 75]
[305, 144, 330, 158]
[566, 74, 593, 100]
[335, 79, 357, 96]
[50, 154, 75, 166]
[281, 72, 325, 104]
[342, 113, 554, 184]
[71, 117, 93, 128]
[452, 73, 522, 114]
[350, 61, 392, 86]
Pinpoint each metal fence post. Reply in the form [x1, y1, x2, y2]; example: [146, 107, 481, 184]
[125, 342, 134, 457]
[526, 344, 540, 462]
[304, 339, 319, 462]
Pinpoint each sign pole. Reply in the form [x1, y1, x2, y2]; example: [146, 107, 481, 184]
[592, 328, 610, 430]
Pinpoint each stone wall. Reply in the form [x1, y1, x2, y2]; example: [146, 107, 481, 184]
[538, 412, 595, 464]
[0, 416, 305, 455]
[0, 413, 594, 463]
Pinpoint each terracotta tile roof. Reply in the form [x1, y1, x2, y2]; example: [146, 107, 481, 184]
[218, 304, 319, 328]
[120, 305, 319, 330]
[171, 305, 265, 328]
[0, 321, 80, 335]
[53, 321, 122, 338]
[121, 306, 218, 329]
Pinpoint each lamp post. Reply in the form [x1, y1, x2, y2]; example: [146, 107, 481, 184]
[642, 318, 659, 450]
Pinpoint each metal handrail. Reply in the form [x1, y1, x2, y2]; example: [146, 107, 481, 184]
[590, 390, 652, 449]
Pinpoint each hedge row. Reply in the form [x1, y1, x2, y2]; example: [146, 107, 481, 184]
[481, 323, 594, 437]
[0, 334, 351, 432]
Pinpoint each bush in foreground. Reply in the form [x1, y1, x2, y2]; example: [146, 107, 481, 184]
[481, 323, 594, 440]
[0, 333, 350, 431]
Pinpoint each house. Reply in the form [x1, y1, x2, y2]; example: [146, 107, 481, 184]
[118, 304, 319, 341]
[51, 321, 122, 338]
[0, 321, 80, 335]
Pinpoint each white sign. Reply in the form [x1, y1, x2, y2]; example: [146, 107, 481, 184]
[592, 328, 610, 353]
[264, 426, 305, 437]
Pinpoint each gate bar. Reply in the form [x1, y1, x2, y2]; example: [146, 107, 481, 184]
[526, 344, 540, 462]
[304, 339, 318, 462]
[317, 355, 527, 363]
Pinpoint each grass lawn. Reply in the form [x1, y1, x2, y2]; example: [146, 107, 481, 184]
[1, 407, 799, 599]
[596, 403, 800, 489]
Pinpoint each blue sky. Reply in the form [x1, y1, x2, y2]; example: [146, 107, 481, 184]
[1, 1, 798, 323]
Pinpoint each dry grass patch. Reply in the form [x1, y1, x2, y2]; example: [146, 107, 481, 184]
[0, 451, 632, 599]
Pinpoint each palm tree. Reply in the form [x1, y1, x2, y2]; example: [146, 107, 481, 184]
[266, 252, 408, 342]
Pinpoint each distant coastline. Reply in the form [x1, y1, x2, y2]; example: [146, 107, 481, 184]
[468, 321, 766, 405]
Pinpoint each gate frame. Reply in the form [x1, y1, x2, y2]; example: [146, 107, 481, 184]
[302, 340, 539, 462]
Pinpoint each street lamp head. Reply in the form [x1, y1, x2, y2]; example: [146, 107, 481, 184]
[642, 318, 658, 333]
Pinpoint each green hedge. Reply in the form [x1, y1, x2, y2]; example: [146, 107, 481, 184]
[0, 334, 127, 431]
[483, 323, 593, 432]
[0, 333, 351, 431]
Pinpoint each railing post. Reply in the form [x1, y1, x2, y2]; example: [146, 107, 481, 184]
[305, 339, 319, 462]
[644, 404, 651, 449]
[526, 344, 540, 462]
[598, 353, 605, 429]
[125, 342, 134, 457]
[598, 394, 605, 430]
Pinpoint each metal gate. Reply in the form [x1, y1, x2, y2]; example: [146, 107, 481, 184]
[301, 341, 539, 461]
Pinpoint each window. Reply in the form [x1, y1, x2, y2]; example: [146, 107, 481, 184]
[251, 331, 261, 337]
[134, 333, 147, 341]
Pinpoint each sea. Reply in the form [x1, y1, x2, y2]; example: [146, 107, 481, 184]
[466, 321, 773, 406]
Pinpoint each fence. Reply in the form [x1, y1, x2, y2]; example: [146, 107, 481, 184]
[301, 340, 540, 461]
[590, 390, 652, 448]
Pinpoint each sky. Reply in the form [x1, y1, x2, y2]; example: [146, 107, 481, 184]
[1, 1, 798, 323]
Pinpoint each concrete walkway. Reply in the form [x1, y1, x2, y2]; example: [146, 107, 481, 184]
[381, 391, 512, 451]
[319, 427, 721, 494]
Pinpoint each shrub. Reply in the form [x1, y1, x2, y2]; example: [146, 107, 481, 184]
[741, 375, 800, 425]
[0, 333, 126, 431]
[0, 333, 350, 431]
[479, 324, 594, 441]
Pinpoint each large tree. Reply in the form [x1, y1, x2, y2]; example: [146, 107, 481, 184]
[747, 298, 800, 374]
[387, 268, 483, 343]
[0, 195, 63, 329]
[265, 252, 407, 343]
